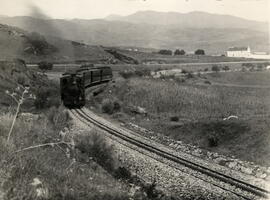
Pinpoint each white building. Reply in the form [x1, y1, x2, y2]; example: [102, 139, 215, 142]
[226, 46, 270, 60]
[250, 52, 270, 60]
[226, 46, 251, 58]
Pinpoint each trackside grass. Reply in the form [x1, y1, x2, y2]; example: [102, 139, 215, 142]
[0, 107, 129, 200]
[112, 77, 270, 120]
[89, 71, 270, 166]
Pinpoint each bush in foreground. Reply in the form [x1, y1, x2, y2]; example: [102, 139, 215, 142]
[47, 106, 70, 130]
[75, 132, 116, 172]
[0, 112, 128, 200]
[34, 84, 61, 109]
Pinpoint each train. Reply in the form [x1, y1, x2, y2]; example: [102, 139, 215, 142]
[60, 65, 113, 108]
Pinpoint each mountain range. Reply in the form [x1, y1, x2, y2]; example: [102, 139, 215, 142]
[0, 11, 268, 54]
[105, 11, 267, 31]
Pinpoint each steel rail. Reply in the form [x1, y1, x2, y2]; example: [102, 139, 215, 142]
[73, 108, 269, 199]
[71, 109, 250, 199]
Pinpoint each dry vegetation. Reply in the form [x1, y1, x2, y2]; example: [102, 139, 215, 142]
[0, 60, 61, 113]
[110, 77, 270, 120]
[1, 60, 187, 200]
[0, 60, 130, 200]
[2, 59, 270, 198]
[205, 71, 270, 86]
[89, 68, 270, 166]
[0, 107, 133, 200]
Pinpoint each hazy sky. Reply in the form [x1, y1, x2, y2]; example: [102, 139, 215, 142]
[0, 0, 269, 22]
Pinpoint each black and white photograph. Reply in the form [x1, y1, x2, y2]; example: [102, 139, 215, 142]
[0, 0, 269, 199]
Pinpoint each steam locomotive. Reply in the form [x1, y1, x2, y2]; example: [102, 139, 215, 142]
[60, 65, 112, 108]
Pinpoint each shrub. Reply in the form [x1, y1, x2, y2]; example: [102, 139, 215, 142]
[75, 132, 116, 172]
[175, 77, 185, 83]
[38, 61, 53, 72]
[158, 49, 172, 55]
[211, 65, 220, 72]
[223, 66, 230, 71]
[16, 75, 26, 85]
[170, 116, 179, 122]
[257, 64, 264, 71]
[14, 58, 26, 66]
[101, 99, 114, 114]
[174, 49, 185, 55]
[241, 67, 247, 72]
[34, 84, 60, 109]
[242, 63, 254, 68]
[34, 87, 49, 109]
[208, 133, 219, 147]
[182, 69, 188, 74]
[134, 70, 143, 77]
[101, 99, 121, 114]
[203, 120, 249, 148]
[47, 97, 61, 108]
[113, 166, 132, 180]
[119, 70, 135, 79]
[145, 180, 159, 199]
[187, 72, 194, 79]
[204, 68, 209, 72]
[204, 80, 211, 85]
[113, 101, 121, 112]
[47, 106, 70, 130]
[195, 49, 205, 55]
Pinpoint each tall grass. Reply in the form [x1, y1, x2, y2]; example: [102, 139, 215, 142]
[114, 77, 270, 120]
[0, 108, 128, 200]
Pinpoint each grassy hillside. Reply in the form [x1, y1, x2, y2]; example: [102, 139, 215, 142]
[0, 59, 50, 110]
[0, 24, 55, 60]
[0, 23, 113, 63]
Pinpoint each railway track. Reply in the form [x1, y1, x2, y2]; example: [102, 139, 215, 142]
[71, 108, 270, 200]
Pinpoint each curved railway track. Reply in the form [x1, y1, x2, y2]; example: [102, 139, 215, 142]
[71, 108, 269, 200]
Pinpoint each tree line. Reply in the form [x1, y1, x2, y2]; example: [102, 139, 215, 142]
[158, 49, 205, 56]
